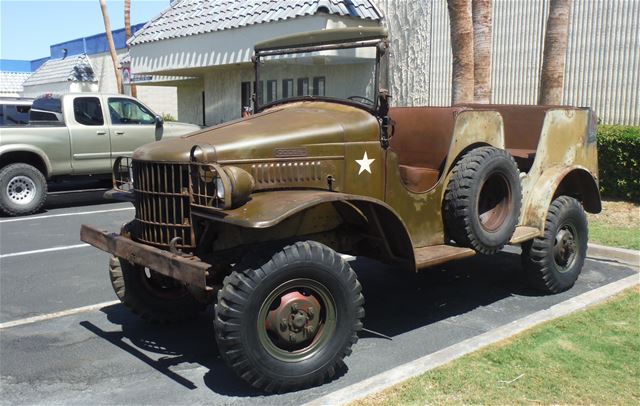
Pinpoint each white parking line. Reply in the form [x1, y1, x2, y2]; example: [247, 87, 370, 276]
[0, 243, 91, 259]
[0, 207, 134, 224]
[0, 300, 120, 330]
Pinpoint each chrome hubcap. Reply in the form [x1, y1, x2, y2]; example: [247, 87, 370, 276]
[553, 226, 577, 271]
[6, 176, 36, 205]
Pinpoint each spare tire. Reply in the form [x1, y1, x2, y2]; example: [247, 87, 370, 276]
[444, 146, 522, 254]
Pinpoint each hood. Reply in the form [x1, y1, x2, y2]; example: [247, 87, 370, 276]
[134, 101, 379, 163]
[159, 121, 202, 139]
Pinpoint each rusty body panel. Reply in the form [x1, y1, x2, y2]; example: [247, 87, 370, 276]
[520, 109, 600, 229]
[385, 109, 505, 247]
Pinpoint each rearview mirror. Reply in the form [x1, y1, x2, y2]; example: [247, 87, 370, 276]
[155, 115, 164, 127]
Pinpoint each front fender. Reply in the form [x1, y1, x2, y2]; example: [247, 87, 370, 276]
[194, 189, 416, 270]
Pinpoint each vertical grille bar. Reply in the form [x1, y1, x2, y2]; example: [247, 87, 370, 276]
[131, 160, 194, 250]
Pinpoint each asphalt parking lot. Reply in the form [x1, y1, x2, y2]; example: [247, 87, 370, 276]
[1, 188, 637, 405]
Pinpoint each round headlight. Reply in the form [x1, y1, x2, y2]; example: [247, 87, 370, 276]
[222, 166, 255, 206]
[215, 177, 225, 199]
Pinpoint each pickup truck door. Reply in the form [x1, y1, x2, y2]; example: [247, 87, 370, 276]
[68, 96, 112, 174]
[106, 97, 157, 162]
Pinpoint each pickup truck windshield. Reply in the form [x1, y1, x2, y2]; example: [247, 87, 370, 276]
[257, 45, 378, 111]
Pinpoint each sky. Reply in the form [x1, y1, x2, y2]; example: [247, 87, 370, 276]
[0, 0, 170, 60]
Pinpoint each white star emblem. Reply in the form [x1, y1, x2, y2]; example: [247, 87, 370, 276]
[356, 151, 375, 175]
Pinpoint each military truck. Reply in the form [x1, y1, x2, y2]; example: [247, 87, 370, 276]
[0, 93, 199, 216]
[81, 27, 601, 393]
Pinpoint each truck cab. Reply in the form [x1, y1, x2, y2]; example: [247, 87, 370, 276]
[0, 93, 200, 216]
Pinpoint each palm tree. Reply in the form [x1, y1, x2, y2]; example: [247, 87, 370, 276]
[99, 0, 124, 94]
[472, 0, 492, 103]
[124, 0, 137, 97]
[447, 0, 474, 105]
[538, 0, 572, 105]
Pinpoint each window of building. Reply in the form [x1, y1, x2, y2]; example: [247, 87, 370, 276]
[266, 80, 277, 103]
[282, 79, 293, 99]
[297, 78, 309, 96]
[73, 97, 104, 126]
[313, 77, 326, 96]
[107, 98, 155, 125]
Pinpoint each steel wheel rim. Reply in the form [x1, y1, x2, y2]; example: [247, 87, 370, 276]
[553, 223, 578, 272]
[478, 172, 512, 232]
[6, 175, 37, 206]
[258, 278, 337, 362]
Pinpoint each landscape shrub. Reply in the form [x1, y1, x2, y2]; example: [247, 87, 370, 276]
[597, 125, 640, 202]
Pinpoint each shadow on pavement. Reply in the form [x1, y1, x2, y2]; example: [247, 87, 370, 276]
[78, 250, 544, 397]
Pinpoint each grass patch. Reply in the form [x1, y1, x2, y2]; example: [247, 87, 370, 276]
[353, 288, 640, 406]
[588, 200, 640, 250]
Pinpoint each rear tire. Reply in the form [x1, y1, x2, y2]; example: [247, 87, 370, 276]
[109, 256, 204, 323]
[214, 241, 364, 393]
[0, 163, 47, 216]
[444, 146, 522, 254]
[521, 196, 588, 294]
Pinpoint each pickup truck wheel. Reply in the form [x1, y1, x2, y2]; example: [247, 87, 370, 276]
[521, 196, 588, 294]
[0, 163, 47, 216]
[109, 257, 205, 323]
[214, 241, 364, 393]
[444, 146, 522, 254]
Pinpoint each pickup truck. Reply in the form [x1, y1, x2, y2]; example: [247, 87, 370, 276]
[81, 27, 601, 393]
[0, 93, 200, 215]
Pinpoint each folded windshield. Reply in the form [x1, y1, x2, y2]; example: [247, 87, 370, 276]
[256, 45, 378, 111]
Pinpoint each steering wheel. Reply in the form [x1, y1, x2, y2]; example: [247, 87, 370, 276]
[347, 95, 375, 105]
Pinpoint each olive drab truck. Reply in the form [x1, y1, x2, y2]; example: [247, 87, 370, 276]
[81, 27, 601, 393]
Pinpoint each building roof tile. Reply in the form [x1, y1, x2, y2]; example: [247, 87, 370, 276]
[129, 0, 382, 45]
[0, 72, 31, 94]
[22, 54, 97, 87]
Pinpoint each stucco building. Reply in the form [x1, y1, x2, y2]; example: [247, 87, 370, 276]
[128, 0, 639, 126]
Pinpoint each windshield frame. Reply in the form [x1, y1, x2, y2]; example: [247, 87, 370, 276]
[254, 39, 384, 115]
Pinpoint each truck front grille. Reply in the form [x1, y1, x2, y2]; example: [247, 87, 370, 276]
[132, 160, 194, 250]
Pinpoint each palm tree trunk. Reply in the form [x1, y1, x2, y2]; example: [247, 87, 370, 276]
[472, 0, 492, 103]
[447, 0, 474, 105]
[124, 0, 137, 97]
[538, 0, 572, 105]
[99, 0, 124, 94]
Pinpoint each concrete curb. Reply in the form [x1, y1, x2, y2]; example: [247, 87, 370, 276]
[306, 273, 639, 406]
[588, 243, 640, 268]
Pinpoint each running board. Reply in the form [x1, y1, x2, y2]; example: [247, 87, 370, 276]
[509, 226, 542, 244]
[415, 245, 475, 270]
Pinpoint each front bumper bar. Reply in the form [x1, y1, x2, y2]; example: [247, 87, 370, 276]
[80, 224, 210, 291]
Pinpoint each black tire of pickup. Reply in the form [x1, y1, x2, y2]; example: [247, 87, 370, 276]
[0, 163, 47, 216]
[444, 146, 522, 255]
[214, 241, 364, 393]
[521, 196, 588, 294]
[109, 256, 204, 323]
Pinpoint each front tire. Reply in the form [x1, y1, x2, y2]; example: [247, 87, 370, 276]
[521, 196, 588, 293]
[109, 257, 205, 323]
[0, 163, 47, 216]
[214, 241, 364, 393]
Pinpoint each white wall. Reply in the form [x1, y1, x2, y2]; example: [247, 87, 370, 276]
[177, 85, 205, 125]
